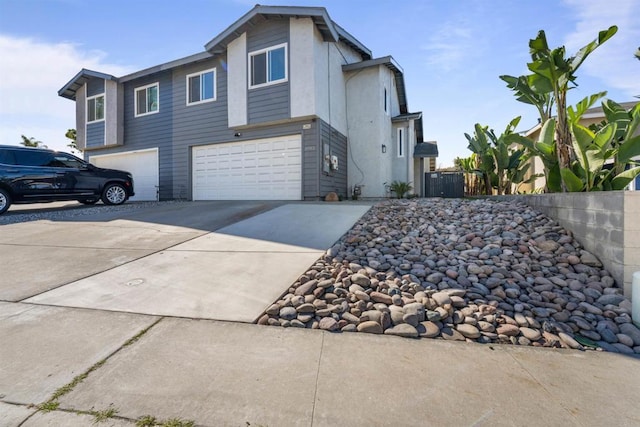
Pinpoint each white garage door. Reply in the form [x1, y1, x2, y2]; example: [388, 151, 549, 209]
[192, 135, 301, 200]
[90, 149, 159, 201]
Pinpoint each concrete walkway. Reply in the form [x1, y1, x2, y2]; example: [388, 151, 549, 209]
[1, 201, 639, 426]
[2, 307, 638, 427]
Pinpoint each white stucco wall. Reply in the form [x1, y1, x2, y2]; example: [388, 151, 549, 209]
[227, 32, 247, 127]
[105, 79, 119, 146]
[290, 18, 316, 118]
[76, 84, 86, 150]
[346, 66, 392, 198]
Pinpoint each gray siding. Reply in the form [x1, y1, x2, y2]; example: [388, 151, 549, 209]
[87, 78, 104, 97]
[78, 17, 338, 201]
[171, 57, 233, 199]
[119, 72, 173, 199]
[247, 18, 290, 125]
[86, 122, 104, 148]
[318, 120, 348, 199]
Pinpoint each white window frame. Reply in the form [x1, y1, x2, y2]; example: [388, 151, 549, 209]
[397, 127, 404, 158]
[134, 82, 159, 117]
[86, 94, 105, 123]
[186, 68, 217, 105]
[248, 43, 288, 89]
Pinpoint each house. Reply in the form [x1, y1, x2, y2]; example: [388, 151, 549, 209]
[517, 100, 639, 193]
[58, 5, 436, 201]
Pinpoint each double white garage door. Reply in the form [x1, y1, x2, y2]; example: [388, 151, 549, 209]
[192, 135, 302, 200]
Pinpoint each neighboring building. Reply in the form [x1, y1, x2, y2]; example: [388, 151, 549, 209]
[58, 5, 436, 201]
[517, 101, 639, 193]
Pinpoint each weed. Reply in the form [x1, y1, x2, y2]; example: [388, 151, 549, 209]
[92, 406, 118, 423]
[37, 401, 59, 412]
[162, 418, 195, 427]
[136, 415, 158, 427]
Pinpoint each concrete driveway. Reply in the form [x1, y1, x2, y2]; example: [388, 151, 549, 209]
[2, 201, 371, 322]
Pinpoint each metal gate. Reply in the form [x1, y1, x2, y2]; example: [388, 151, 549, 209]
[424, 172, 464, 198]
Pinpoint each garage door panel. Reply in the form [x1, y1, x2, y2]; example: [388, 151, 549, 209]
[90, 150, 158, 202]
[193, 135, 301, 200]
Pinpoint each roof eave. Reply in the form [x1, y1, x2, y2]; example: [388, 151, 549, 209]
[204, 5, 342, 54]
[58, 69, 117, 100]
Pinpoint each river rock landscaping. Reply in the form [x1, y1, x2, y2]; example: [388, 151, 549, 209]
[258, 198, 640, 354]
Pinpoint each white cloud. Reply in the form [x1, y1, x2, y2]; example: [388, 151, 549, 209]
[421, 21, 480, 72]
[0, 35, 133, 150]
[563, 0, 640, 97]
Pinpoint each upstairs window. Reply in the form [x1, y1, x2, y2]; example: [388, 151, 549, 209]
[87, 95, 105, 123]
[187, 69, 216, 105]
[249, 43, 287, 88]
[135, 83, 159, 117]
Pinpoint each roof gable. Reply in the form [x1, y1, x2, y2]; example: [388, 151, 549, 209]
[204, 5, 371, 60]
[58, 69, 117, 100]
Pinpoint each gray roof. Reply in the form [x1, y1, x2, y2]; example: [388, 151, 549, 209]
[393, 112, 423, 142]
[59, 5, 373, 100]
[204, 5, 372, 60]
[58, 69, 117, 100]
[414, 141, 438, 158]
[344, 56, 408, 114]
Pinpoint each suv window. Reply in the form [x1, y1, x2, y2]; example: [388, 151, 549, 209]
[0, 149, 16, 165]
[50, 154, 85, 169]
[13, 150, 54, 167]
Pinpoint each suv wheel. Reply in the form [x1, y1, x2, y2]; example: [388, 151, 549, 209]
[102, 183, 127, 205]
[0, 188, 11, 214]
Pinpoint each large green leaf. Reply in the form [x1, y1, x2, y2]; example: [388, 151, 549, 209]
[568, 92, 608, 124]
[571, 123, 595, 171]
[569, 26, 618, 73]
[618, 135, 640, 164]
[593, 123, 615, 150]
[527, 71, 554, 93]
[538, 118, 556, 146]
[625, 103, 640, 141]
[611, 166, 640, 190]
[547, 164, 562, 192]
[561, 168, 584, 192]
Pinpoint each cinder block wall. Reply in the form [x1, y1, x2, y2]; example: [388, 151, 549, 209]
[511, 191, 639, 298]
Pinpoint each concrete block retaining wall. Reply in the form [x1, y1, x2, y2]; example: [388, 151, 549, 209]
[508, 191, 639, 299]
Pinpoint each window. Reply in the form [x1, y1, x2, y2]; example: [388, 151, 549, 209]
[384, 88, 388, 113]
[50, 153, 86, 169]
[13, 151, 53, 167]
[135, 83, 159, 117]
[397, 128, 404, 158]
[87, 95, 105, 123]
[187, 69, 216, 105]
[249, 43, 287, 88]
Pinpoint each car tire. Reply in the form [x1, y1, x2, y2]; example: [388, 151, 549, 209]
[101, 183, 127, 205]
[79, 199, 99, 205]
[0, 188, 11, 214]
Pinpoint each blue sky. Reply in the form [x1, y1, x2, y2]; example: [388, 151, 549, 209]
[0, 0, 638, 166]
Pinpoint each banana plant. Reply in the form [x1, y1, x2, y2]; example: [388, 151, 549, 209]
[465, 124, 494, 195]
[527, 26, 618, 191]
[506, 118, 562, 192]
[563, 101, 640, 191]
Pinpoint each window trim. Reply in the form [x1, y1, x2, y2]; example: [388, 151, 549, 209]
[397, 127, 404, 158]
[86, 94, 105, 124]
[248, 43, 288, 89]
[186, 68, 217, 106]
[134, 82, 160, 118]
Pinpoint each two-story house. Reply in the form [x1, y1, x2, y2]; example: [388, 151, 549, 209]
[58, 5, 437, 201]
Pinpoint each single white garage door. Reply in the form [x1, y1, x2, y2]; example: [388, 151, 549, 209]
[192, 135, 302, 200]
[90, 149, 159, 201]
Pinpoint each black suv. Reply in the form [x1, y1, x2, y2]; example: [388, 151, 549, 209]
[0, 145, 134, 214]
